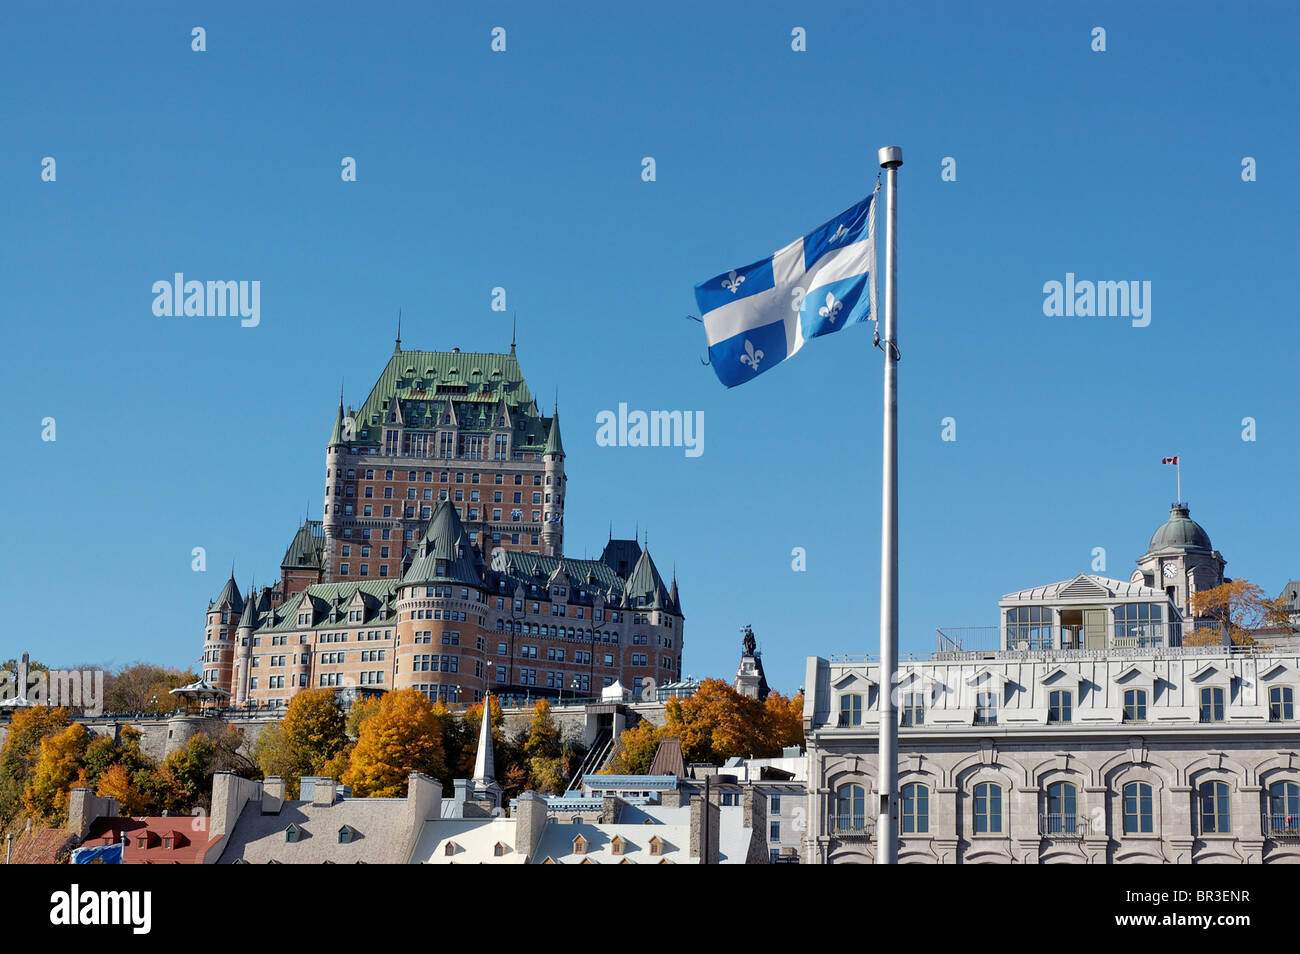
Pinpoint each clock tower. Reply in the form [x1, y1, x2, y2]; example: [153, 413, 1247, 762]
[1132, 502, 1226, 622]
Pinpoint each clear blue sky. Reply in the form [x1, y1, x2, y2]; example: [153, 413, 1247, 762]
[3, 1, 1297, 694]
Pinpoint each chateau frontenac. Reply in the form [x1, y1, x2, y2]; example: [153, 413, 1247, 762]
[200, 342, 683, 707]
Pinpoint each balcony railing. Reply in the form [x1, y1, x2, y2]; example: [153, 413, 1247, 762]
[1038, 814, 1092, 838]
[1264, 814, 1300, 840]
[829, 815, 873, 839]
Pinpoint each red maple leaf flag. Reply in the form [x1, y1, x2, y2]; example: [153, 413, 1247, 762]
[1161, 456, 1179, 465]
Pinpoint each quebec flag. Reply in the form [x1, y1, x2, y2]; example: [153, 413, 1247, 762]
[695, 191, 876, 388]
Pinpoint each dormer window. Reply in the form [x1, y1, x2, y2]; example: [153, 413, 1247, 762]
[648, 836, 663, 856]
[572, 835, 588, 855]
[444, 842, 457, 856]
[338, 826, 356, 844]
[285, 825, 303, 843]
[610, 836, 626, 856]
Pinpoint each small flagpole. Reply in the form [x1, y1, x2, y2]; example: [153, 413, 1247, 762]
[1177, 458, 1182, 505]
[876, 145, 902, 865]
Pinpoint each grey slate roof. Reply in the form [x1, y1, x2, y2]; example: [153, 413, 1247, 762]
[216, 797, 412, 864]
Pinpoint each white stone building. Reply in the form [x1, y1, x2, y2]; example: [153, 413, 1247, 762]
[802, 503, 1300, 864]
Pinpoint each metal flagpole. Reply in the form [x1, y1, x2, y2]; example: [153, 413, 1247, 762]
[876, 145, 902, 865]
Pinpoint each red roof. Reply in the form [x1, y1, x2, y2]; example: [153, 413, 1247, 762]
[83, 817, 221, 864]
[8, 827, 77, 864]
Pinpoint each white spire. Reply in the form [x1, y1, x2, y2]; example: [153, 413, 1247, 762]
[472, 691, 495, 783]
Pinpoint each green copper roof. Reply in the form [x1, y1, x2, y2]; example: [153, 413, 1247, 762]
[625, 548, 670, 608]
[543, 411, 564, 457]
[281, 520, 325, 569]
[210, 574, 244, 612]
[1146, 504, 1213, 553]
[332, 348, 550, 450]
[258, 581, 398, 633]
[401, 500, 486, 587]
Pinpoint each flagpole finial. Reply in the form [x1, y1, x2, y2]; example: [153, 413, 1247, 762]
[395, 310, 402, 352]
[878, 146, 903, 168]
[511, 312, 517, 354]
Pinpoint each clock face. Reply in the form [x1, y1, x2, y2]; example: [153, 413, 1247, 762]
[1163, 563, 1176, 579]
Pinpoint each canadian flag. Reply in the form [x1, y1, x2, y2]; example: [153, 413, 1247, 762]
[1161, 456, 1179, 465]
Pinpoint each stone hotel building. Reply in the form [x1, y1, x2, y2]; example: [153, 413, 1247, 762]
[201, 342, 683, 707]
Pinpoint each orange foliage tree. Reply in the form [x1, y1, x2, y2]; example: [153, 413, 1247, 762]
[606, 680, 807, 774]
[341, 689, 448, 797]
[1187, 580, 1291, 646]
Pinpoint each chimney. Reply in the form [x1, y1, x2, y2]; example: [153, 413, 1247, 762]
[514, 791, 549, 860]
[661, 788, 682, 808]
[600, 794, 625, 824]
[211, 772, 262, 840]
[261, 777, 285, 814]
[689, 794, 720, 864]
[400, 773, 443, 863]
[68, 788, 117, 841]
[311, 777, 337, 807]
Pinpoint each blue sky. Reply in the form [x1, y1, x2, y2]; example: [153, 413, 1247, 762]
[2, 1, 1297, 694]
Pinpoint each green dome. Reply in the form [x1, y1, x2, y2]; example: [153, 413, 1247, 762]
[1148, 504, 1213, 552]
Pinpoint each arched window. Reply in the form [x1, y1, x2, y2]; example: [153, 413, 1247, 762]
[1044, 781, 1078, 834]
[973, 782, 1002, 834]
[1122, 781, 1154, 834]
[1199, 780, 1231, 834]
[1266, 780, 1300, 837]
[833, 783, 867, 834]
[901, 783, 929, 834]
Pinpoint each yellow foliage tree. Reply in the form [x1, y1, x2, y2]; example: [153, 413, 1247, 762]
[341, 689, 448, 797]
[22, 722, 89, 825]
[0, 706, 72, 830]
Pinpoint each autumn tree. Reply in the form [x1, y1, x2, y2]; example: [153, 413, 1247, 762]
[762, 691, 805, 752]
[22, 722, 90, 825]
[0, 706, 71, 831]
[341, 689, 448, 797]
[604, 681, 808, 776]
[96, 763, 149, 816]
[1187, 580, 1291, 646]
[603, 719, 665, 775]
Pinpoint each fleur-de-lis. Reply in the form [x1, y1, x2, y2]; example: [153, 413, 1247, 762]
[818, 292, 844, 323]
[739, 339, 764, 370]
[721, 269, 745, 294]
[829, 223, 849, 244]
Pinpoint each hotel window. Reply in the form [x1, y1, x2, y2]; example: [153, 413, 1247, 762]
[973, 782, 1002, 834]
[974, 691, 997, 725]
[901, 783, 929, 834]
[1048, 690, 1072, 724]
[1199, 780, 1231, 834]
[1123, 688, 1148, 723]
[838, 694, 863, 727]
[770, 794, 781, 815]
[1006, 605, 1053, 650]
[833, 783, 867, 833]
[900, 692, 924, 727]
[770, 821, 780, 841]
[1266, 781, 1300, 837]
[1199, 686, 1225, 723]
[1270, 686, 1295, 722]
[1122, 781, 1154, 834]
[1044, 781, 1078, 835]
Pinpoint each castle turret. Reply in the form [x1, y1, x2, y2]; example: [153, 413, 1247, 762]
[323, 398, 347, 580]
[542, 410, 565, 557]
[203, 573, 244, 693]
[234, 587, 258, 705]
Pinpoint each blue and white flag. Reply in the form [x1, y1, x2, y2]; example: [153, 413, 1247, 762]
[695, 190, 876, 387]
